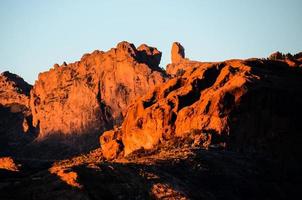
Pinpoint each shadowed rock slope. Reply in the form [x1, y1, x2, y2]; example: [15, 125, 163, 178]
[0, 71, 35, 155]
[0, 145, 300, 200]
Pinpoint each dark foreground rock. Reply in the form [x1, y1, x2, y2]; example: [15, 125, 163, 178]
[0, 146, 300, 200]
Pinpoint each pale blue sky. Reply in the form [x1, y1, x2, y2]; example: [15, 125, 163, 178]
[0, 0, 301, 84]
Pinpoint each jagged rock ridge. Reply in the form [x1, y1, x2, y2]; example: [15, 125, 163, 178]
[101, 43, 302, 159]
[268, 51, 302, 67]
[1, 42, 302, 200]
[29, 41, 166, 150]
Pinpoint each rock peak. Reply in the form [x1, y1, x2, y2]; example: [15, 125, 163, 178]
[0, 71, 32, 103]
[137, 44, 162, 68]
[116, 41, 136, 51]
[116, 41, 137, 58]
[29, 41, 166, 152]
[171, 42, 185, 64]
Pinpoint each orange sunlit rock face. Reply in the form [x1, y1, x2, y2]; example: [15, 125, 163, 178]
[0, 157, 19, 171]
[49, 165, 82, 188]
[151, 183, 188, 199]
[171, 42, 185, 64]
[30, 41, 166, 143]
[101, 43, 302, 157]
[1, 41, 302, 200]
[0, 71, 32, 108]
[166, 42, 202, 76]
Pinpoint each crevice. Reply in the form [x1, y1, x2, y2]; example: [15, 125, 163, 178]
[143, 91, 157, 109]
[163, 78, 183, 98]
[177, 66, 221, 111]
[116, 83, 130, 105]
[170, 112, 177, 125]
[136, 118, 143, 129]
[97, 81, 113, 129]
[219, 92, 235, 117]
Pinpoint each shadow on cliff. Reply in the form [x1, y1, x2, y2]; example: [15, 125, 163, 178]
[0, 104, 107, 160]
[17, 132, 103, 160]
[225, 61, 302, 173]
[0, 105, 37, 157]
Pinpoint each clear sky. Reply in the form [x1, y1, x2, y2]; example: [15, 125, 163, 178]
[0, 0, 301, 84]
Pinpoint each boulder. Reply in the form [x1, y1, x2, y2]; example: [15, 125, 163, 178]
[100, 128, 123, 160]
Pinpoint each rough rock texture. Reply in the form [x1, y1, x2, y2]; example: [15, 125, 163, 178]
[0, 157, 19, 171]
[99, 128, 123, 160]
[101, 44, 302, 159]
[171, 42, 185, 64]
[49, 164, 82, 188]
[0, 71, 32, 107]
[1, 42, 302, 199]
[268, 51, 302, 67]
[166, 42, 201, 76]
[30, 41, 166, 148]
[1, 146, 300, 200]
[0, 72, 34, 155]
[137, 44, 162, 68]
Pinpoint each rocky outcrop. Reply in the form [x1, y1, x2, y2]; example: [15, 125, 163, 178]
[137, 44, 162, 68]
[0, 157, 19, 171]
[0, 72, 34, 155]
[171, 42, 185, 64]
[1, 42, 302, 199]
[30, 41, 166, 147]
[99, 127, 123, 160]
[101, 44, 302, 159]
[49, 164, 82, 188]
[268, 51, 302, 67]
[0, 71, 32, 107]
[166, 42, 202, 76]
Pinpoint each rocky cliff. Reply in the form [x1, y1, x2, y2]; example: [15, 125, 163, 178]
[101, 43, 302, 160]
[0, 71, 32, 108]
[0, 71, 34, 155]
[29, 41, 166, 149]
[1, 43, 302, 199]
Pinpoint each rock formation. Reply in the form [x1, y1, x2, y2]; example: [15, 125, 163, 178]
[29, 41, 166, 149]
[0, 71, 34, 155]
[0, 71, 32, 107]
[0, 157, 19, 171]
[268, 51, 302, 68]
[171, 42, 185, 64]
[101, 43, 302, 159]
[1, 42, 302, 200]
[166, 42, 202, 76]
